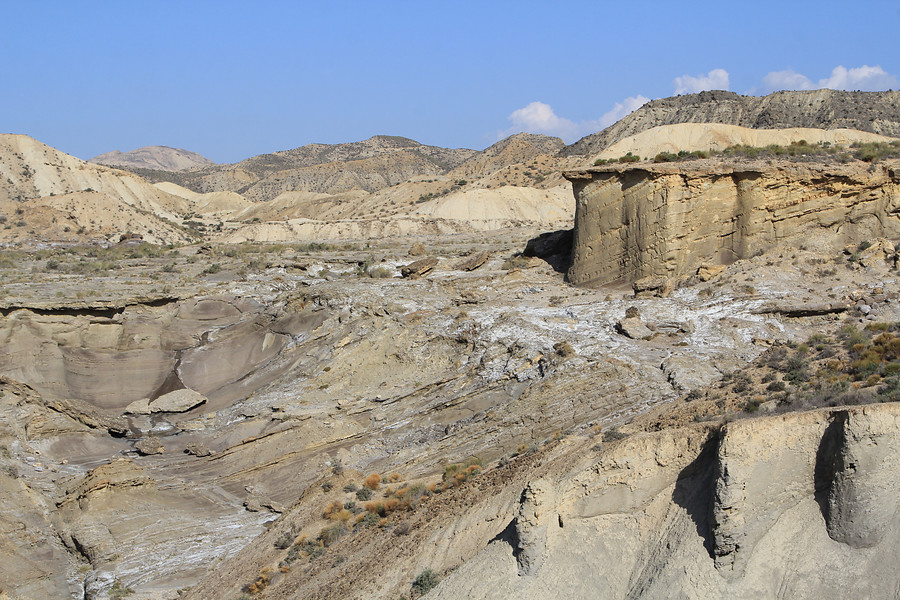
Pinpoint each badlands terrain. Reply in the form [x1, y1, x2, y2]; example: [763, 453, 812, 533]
[1, 90, 900, 599]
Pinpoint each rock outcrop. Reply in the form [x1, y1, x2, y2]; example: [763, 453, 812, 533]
[565, 159, 900, 287]
[429, 403, 900, 600]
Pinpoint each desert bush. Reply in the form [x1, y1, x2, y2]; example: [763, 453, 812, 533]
[244, 567, 272, 595]
[363, 473, 382, 490]
[766, 378, 787, 392]
[318, 523, 347, 547]
[653, 152, 679, 163]
[602, 427, 629, 442]
[356, 487, 373, 501]
[502, 254, 531, 270]
[412, 569, 440, 596]
[618, 152, 640, 163]
[109, 580, 135, 599]
[273, 529, 296, 549]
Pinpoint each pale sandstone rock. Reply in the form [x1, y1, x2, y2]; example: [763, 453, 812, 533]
[514, 478, 556, 576]
[430, 404, 900, 600]
[661, 354, 721, 391]
[124, 398, 151, 415]
[856, 237, 896, 268]
[566, 160, 900, 287]
[615, 316, 653, 340]
[697, 263, 726, 281]
[149, 389, 207, 413]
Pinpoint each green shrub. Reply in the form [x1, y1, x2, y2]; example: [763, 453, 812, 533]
[318, 522, 347, 547]
[412, 569, 440, 596]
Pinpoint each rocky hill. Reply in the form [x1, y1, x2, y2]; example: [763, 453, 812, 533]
[561, 89, 900, 157]
[595, 123, 898, 162]
[0, 134, 194, 245]
[129, 135, 481, 200]
[89, 145, 214, 171]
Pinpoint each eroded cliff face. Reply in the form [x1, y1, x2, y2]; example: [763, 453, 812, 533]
[565, 160, 900, 287]
[430, 403, 900, 600]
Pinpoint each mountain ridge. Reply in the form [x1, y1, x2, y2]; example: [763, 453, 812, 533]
[561, 89, 900, 156]
[89, 145, 215, 171]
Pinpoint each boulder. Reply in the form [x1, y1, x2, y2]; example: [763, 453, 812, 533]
[184, 442, 213, 457]
[661, 354, 721, 391]
[149, 389, 207, 413]
[455, 251, 489, 272]
[633, 276, 673, 298]
[697, 263, 727, 281]
[134, 437, 165, 455]
[857, 238, 896, 268]
[401, 257, 438, 279]
[615, 317, 654, 340]
[124, 398, 152, 415]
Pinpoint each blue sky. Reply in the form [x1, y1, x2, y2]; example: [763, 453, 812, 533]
[1, 0, 898, 163]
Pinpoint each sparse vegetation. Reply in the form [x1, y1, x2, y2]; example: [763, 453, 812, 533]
[109, 580, 135, 599]
[411, 568, 440, 596]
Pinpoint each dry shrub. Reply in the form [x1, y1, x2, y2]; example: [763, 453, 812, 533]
[363, 473, 382, 490]
[333, 509, 353, 522]
[323, 501, 343, 519]
[388, 472, 403, 482]
[246, 566, 272, 595]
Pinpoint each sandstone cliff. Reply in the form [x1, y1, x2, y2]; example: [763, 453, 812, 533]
[565, 159, 900, 287]
[562, 89, 900, 157]
[428, 403, 900, 599]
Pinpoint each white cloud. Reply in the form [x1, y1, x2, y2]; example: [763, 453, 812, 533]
[673, 69, 730, 95]
[504, 101, 581, 140]
[762, 68, 814, 91]
[762, 65, 899, 92]
[818, 65, 899, 91]
[592, 95, 652, 130]
[499, 96, 650, 143]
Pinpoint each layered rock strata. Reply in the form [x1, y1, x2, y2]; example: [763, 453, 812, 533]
[430, 403, 900, 599]
[565, 160, 900, 287]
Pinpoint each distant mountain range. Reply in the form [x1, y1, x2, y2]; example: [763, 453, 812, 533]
[89, 145, 215, 171]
